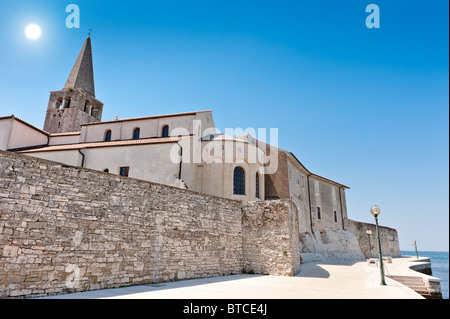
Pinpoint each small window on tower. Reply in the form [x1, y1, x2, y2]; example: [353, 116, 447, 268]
[56, 97, 63, 109]
[317, 207, 321, 220]
[64, 96, 72, 109]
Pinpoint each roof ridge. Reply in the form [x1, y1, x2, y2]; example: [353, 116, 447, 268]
[82, 110, 212, 126]
[17, 135, 190, 153]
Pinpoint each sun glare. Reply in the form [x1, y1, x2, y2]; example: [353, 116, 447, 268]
[25, 24, 42, 40]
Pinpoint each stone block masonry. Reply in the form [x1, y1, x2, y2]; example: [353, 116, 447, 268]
[242, 201, 300, 276]
[345, 219, 400, 259]
[0, 150, 299, 298]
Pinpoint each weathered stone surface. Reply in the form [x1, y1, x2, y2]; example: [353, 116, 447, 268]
[0, 150, 299, 298]
[242, 200, 300, 276]
[345, 219, 401, 259]
[298, 230, 365, 263]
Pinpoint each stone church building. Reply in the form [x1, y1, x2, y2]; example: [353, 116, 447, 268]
[0, 37, 401, 270]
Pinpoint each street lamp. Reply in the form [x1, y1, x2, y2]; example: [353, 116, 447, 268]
[414, 240, 419, 259]
[366, 230, 373, 258]
[370, 205, 386, 286]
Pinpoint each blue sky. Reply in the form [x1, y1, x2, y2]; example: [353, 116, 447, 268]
[0, 0, 448, 251]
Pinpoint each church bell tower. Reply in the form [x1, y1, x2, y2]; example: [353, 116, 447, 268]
[43, 36, 103, 134]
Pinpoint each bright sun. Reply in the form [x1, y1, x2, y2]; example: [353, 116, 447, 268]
[25, 24, 42, 40]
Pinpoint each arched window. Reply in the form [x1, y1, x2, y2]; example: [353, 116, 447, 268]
[162, 125, 169, 138]
[63, 96, 71, 109]
[255, 173, 260, 199]
[133, 128, 140, 140]
[55, 97, 63, 109]
[104, 130, 112, 142]
[233, 167, 245, 195]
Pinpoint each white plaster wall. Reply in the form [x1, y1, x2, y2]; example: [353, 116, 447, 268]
[80, 112, 215, 143]
[180, 138, 265, 201]
[83, 121, 122, 142]
[28, 150, 82, 167]
[83, 143, 180, 186]
[48, 134, 81, 146]
[0, 118, 13, 151]
[23, 143, 179, 186]
[20, 130, 264, 202]
[157, 115, 194, 138]
[195, 111, 216, 136]
[8, 121, 48, 150]
[119, 119, 158, 140]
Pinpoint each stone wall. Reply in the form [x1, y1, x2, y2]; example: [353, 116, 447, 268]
[0, 150, 298, 298]
[298, 230, 365, 263]
[345, 219, 401, 258]
[242, 200, 300, 276]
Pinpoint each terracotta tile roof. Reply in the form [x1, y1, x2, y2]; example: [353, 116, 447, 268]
[19, 136, 190, 153]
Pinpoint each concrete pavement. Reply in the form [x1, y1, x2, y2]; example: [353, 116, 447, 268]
[37, 258, 424, 299]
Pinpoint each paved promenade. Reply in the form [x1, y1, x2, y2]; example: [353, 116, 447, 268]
[38, 258, 424, 299]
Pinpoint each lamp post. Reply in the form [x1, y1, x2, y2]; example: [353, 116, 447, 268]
[366, 230, 373, 258]
[414, 240, 419, 259]
[370, 205, 386, 286]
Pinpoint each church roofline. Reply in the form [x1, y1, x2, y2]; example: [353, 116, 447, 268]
[49, 132, 81, 137]
[81, 110, 213, 127]
[252, 138, 349, 189]
[287, 151, 350, 189]
[1, 115, 49, 136]
[16, 135, 190, 153]
[309, 172, 350, 189]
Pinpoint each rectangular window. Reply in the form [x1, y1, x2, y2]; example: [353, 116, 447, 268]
[296, 171, 299, 185]
[334, 211, 338, 222]
[120, 167, 129, 177]
[317, 207, 321, 220]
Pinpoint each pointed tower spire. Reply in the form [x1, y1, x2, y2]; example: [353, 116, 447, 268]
[63, 36, 96, 97]
[44, 36, 103, 134]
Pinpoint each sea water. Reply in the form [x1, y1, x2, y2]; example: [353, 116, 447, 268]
[401, 251, 449, 299]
